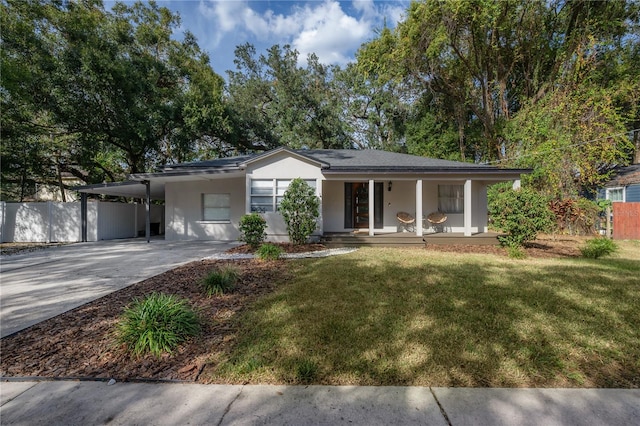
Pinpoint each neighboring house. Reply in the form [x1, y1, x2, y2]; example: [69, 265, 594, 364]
[599, 164, 640, 203]
[77, 148, 528, 241]
[598, 163, 640, 240]
[33, 172, 84, 202]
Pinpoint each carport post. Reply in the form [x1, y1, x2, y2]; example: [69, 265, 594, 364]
[81, 193, 87, 242]
[144, 180, 150, 243]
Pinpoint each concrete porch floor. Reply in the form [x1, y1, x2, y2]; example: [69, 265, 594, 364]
[321, 231, 501, 247]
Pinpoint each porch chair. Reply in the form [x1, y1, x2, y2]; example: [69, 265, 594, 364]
[426, 211, 448, 233]
[396, 211, 415, 232]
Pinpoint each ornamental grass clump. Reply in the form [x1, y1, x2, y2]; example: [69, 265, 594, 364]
[256, 243, 283, 261]
[201, 266, 239, 296]
[116, 293, 200, 358]
[580, 237, 618, 259]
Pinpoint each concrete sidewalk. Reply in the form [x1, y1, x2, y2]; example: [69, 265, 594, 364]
[0, 239, 237, 338]
[1, 381, 638, 425]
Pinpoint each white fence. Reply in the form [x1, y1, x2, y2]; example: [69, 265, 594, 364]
[0, 201, 164, 243]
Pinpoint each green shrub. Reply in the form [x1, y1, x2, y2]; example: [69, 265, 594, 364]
[201, 266, 239, 296]
[580, 238, 618, 259]
[116, 293, 200, 357]
[279, 178, 319, 245]
[506, 243, 527, 259]
[239, 213, 267, 248]
[488, 186, 555, 247]
[256, 243, 283, 261]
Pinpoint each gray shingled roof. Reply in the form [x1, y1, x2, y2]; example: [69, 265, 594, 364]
[161, 154, 255, 170]
[297, 149, 491, 170]
[605, 164, 640, 186]
[162, 149, 498, 172]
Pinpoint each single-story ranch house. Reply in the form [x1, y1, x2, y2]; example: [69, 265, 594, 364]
[77, 148, 529, 242]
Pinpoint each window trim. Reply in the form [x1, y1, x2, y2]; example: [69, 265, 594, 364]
[250, 178, 317, 213]
[202, 193, 231, 222]
[605, 187, 625, 203]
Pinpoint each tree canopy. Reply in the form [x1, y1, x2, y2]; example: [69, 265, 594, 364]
[2, 0, 639, 201]
[1, 0, 227, 199]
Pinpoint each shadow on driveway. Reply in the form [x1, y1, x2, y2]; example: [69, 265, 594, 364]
[0, 238, 237, 338]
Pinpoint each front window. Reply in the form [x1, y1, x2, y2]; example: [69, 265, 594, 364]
[438, 184, 464, 213]
[606, 187, 625, 202]
[203, 193, 230, 221]
[250, 179, 316, 213]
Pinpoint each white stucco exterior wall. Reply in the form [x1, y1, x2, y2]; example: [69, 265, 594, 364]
[164, 177, 246, 241]
[246, 152, 324, 241]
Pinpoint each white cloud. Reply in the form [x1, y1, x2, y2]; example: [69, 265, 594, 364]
[196, 0, 407, 69]
[292, 1, 371, 65]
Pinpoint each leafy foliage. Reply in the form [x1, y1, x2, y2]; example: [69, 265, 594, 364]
[227, 43, 350, 150]
[279, 179, 320, 245]
[239, 213, 267, 249]
[116, 293, 200, 358]
[488, 186, 555, 247]
[201, 267, 239, 296]
[548, 198, 602, 235]
[256, 243, 283, 261]
[580, 238, 619, 259]
[1, 0, 227, 199]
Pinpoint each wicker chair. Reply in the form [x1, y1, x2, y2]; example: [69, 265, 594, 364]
[396, 211, 416, 232]
[426, 211, 448, 233]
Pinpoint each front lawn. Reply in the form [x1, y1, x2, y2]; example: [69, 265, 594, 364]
[203, 242, 640, 387]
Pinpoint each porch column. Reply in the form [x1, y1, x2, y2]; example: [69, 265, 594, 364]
[368, 179, 375, 236]
[464, 179, 472, 236]
[316, 179, 323, 236]
[144, 180, 151, 243]
[81, 192, 87, 242]
[416, 179, 423, 237]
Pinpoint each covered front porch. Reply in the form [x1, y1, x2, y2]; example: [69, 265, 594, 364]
[321, 177, 498, 238]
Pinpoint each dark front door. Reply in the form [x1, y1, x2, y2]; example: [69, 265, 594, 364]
[344, 182, 383, 229]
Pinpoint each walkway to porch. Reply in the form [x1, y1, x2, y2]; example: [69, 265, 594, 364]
[321, 231, 501, 248]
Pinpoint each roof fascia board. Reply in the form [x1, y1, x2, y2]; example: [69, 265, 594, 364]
[74, 181, 146, 192]
[321, 168, 531, 175]
[129, 167, 243, 180]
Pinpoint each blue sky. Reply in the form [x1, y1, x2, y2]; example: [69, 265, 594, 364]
[108, 1, 409, 76]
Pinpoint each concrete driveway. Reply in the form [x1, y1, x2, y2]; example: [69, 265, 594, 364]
[0, 238, 236, 338]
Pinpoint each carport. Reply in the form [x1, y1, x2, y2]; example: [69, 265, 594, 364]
[75, 180, 165, 243]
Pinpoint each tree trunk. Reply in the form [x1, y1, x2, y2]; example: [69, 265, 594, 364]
[634, 129, 640, 164]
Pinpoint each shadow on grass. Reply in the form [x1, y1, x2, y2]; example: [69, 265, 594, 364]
[205, 251, 640, 388]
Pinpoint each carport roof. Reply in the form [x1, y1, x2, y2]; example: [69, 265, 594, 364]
[75, 181, 165, 200]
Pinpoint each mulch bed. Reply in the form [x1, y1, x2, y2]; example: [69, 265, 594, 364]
[226, 242, 327, 254]
[0, 239, 583, 382]
[0, 259, 290, 382]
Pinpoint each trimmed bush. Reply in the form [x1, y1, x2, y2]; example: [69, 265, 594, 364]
[116, 293, 200, 357]
[279, 178, 319, 245]
[488, 186, 555, 247]
[201, 266, 239, 296]
[580, 238, 618, 259]
[256, 243, 283, 261]
[239, 213, 267, 248]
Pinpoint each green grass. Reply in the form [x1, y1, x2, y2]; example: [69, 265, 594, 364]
[204, 241, 640, 387]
